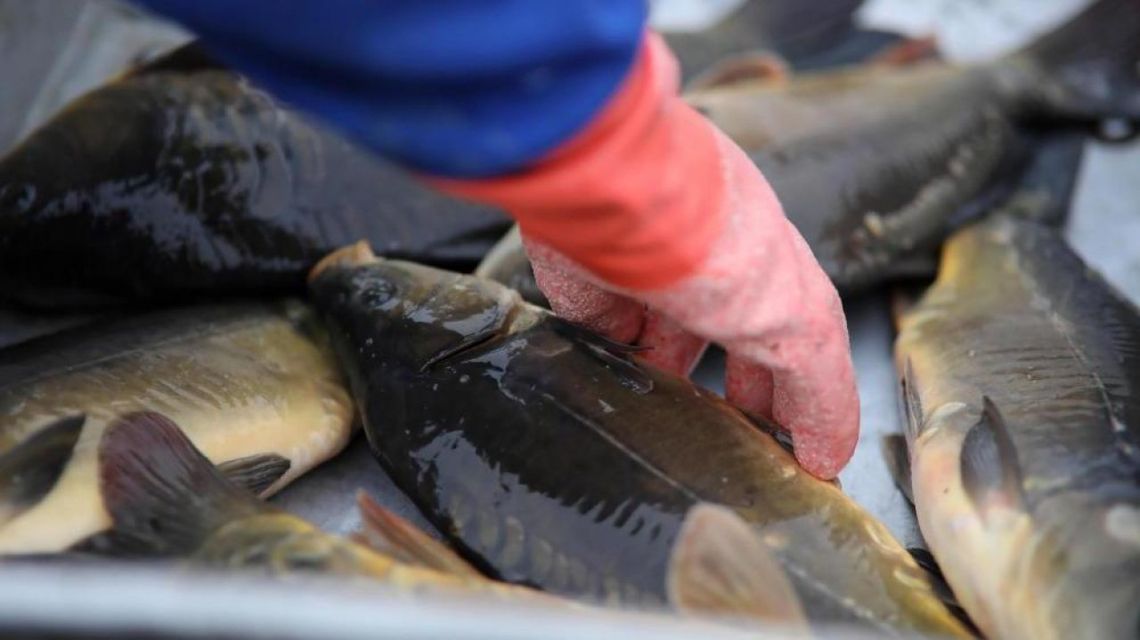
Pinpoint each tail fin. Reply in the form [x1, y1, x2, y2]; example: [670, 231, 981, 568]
[1014, 0, 1140, 122]
[95, 412, 266, 557]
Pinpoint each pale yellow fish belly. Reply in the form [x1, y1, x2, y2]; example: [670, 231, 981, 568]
[0, 308, 355, 553]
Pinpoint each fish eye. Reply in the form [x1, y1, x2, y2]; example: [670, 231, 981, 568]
[0, 184, 36, 213]
[353, 275, 397, 308]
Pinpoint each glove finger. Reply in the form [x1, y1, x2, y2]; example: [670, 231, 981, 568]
[725, 353, 775, 420]
[636, 310, 708, 377]
[769, 330, 860, 480]
[524, 236, 646, 344]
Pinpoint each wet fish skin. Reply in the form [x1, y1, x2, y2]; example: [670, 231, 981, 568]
[90, 409, 566, 606]
[471, 130, 1085, 298]
[0, 301, 355, 553]
[895, 215, 1140, 639]
[308, 245, 970, 637]
[686, 0, 1137, 293]
[0, 44, 509, 308]
[689, 61, 1026, 293]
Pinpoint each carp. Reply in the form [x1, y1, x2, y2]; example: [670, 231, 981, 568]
[307, 243, 970, 636]
[0, 301, 354, 553]
[0, 43, 509, 308]
[87, 410, 548, 600]
[687, 0, 1138, 292]
[93, 411, 819, 628]
[893, 215, 1140, 639]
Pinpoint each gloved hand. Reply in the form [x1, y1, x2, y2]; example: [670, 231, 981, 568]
[128, 2, 857, 475]
[433, 34, 858, 479]
[523, 137, 857, 479]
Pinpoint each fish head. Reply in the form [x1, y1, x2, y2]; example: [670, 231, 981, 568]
[309, 241, 522, 376]
[0, 143, 48, 227]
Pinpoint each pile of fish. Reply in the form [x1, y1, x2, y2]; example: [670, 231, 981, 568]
[0, 43, 509, 309]
[0, 0, 1137, 638]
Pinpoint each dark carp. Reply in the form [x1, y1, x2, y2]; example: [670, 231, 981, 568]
[0, 44, 509, 308]
[893, 215, 1140, 639]
[307, 243, 970, 636]
[473, 131, 1086, 304]
[0, 301, 354, 553]
[687, 0, 1139, 293]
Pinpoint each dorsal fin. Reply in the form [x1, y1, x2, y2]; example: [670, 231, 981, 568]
[745, 414, 797, 456]
[96, 411, 267, 557]
[124, 41, 225, 78]
[0, 415, 85, 525]
[900, 358, 928, 441]
[352, 492, 482, 578]
[548, 317, 653, 394]
[881, 434, 915, 505]
[667, 503, 807, 628]
[869, 36, 941, 67]
[907, 548, 981, 634]
[960, 397, 1025, 515]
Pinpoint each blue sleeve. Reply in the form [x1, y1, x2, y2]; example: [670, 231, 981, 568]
[131, 0, 647, 178]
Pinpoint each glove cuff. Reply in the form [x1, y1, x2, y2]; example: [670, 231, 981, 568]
[429, 33, 727, 290]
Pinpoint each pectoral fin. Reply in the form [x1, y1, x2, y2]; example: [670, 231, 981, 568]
[907, 548, 982, 634]
[667, 503, 806, 628]
[217, 454, 291, 497]
[353, 492, 481, 578]
[94, 411, 265, 557]
[881, 434, 915, 505]
[900, 359, 928, 441]
[0, 415, 85, 524]
[960, 397, 1025, 515]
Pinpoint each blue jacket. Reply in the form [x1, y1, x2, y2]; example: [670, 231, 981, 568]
[132, 0, 646, 178]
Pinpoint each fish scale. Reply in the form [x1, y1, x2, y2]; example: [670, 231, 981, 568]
[686, 0, 1140, 293]
[896, 214, 1140, 639]
[0, 46, 509, 308]
[311, 248, 970, 636]
[0, 301, 355, 553]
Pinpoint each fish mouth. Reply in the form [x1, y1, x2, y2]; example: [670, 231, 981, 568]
[308, 241, 379, 283]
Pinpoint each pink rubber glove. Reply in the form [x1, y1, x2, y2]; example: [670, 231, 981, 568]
[524, 132, 857, 479]
[432, 34, 858, 479]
